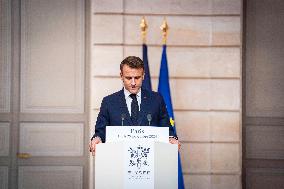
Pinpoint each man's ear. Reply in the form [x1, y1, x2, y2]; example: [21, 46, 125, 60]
[120, 72, 123, 80]
[142, 72, 145, 80]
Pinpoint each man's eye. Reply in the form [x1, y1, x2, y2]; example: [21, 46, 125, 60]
[135, 77, 141, 79]
[125, 77, 132, 80]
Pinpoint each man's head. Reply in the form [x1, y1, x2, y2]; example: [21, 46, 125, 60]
[120, 56, 145, 94]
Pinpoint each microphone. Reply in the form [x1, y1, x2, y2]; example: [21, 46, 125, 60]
[121, 113, 126, 126]
[147, 114, 152, 126]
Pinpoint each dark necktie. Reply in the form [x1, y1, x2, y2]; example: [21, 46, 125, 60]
[130, 94, 139, 125]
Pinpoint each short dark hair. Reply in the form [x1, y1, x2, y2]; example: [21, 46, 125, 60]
[120, 56, 144, 71]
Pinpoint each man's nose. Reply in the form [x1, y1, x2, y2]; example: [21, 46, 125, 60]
[131, 78, 135, 85]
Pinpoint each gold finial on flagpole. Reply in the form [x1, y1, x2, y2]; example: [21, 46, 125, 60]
[160, 18, 169, 44]
[140, 17, 148, 44]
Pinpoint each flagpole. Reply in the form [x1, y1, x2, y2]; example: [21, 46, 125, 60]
[160, 18, 169, 45]
[140, 17, 152, 91]
[140, 17, 148, 44]
[158, 18, 185, 189]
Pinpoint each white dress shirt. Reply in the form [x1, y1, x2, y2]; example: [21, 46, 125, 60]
[124, 87, 142, 116]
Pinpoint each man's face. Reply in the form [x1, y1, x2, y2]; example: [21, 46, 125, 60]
[120, 65, 144, 94]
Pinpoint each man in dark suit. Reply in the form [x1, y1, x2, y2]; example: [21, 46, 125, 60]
[90, 56, 179, 155]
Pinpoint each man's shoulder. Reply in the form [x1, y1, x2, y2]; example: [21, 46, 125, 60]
[103, 89, 123, 101]
[141, 88, 162, 99]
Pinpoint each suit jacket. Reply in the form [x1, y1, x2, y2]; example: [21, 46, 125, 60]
[93, 88, 176, 142]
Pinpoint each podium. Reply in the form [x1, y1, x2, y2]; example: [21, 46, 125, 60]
[94, 126, 178, 189]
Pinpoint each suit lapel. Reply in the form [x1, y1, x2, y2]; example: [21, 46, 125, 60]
[138, 89, 151, 126]
[118, 89, 133, 125]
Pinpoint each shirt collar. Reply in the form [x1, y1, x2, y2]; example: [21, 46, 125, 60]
[123, 87, 141, 98]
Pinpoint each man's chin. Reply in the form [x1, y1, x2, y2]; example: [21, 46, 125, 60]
[129, 88, 138, 94]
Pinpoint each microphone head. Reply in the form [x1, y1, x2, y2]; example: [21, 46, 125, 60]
[121, 113, 126, 120]
[147, 113, 152, 121]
